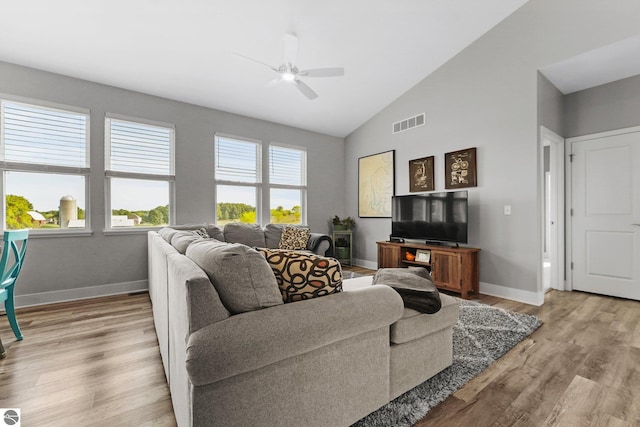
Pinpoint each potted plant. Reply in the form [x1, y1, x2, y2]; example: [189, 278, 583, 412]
[342, 216, 356, 230]
[331, 215, 356, 231]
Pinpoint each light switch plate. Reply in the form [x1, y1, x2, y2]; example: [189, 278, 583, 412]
[504, 205, 512, 215]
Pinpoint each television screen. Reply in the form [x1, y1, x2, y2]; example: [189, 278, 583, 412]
[391, 191, 468, 244]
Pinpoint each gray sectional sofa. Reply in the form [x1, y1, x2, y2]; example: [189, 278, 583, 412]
[148, 223, 459, 427]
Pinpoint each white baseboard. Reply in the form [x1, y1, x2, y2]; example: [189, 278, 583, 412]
[12, 280, 148, 309]
[480, 281, 544, 306]
[352, 258, 377, 270]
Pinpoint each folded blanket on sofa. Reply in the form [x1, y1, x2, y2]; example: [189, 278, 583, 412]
[372, 267, 441, 314]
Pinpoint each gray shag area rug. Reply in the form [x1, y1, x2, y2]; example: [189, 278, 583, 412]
[353, 299, 542, 427]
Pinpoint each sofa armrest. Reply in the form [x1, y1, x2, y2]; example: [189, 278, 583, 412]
[186, 284, 403, 386]
[307, 232, 332, 256]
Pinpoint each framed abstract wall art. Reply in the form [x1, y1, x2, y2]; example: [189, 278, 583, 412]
[444, 147, 477, 189]
[409, 155, 434, 192]
[358, 150, 395, 217]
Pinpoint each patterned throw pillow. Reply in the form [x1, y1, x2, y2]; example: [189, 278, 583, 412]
[278, 226, 311, 250]
[258, 248, 343, 303]
[190, 227, 210, 238]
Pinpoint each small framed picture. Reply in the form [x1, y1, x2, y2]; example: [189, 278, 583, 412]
[409, 156, 434, 192]
[415, 249, 431, 263]
[445, 147, 477, 189]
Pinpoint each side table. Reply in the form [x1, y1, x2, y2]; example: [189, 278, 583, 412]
[332, 230, 353, 266]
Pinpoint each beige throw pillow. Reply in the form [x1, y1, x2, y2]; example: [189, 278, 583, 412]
[258, 248, 342, 303]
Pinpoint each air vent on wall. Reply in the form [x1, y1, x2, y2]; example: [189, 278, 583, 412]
[392, 113, 425, 134]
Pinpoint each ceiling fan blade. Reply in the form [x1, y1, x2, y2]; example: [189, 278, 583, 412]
[293, 79, 318, 100]
[265, 78, 282, 88]
[300, 67, 344, 78]
[284, 33, 298, 66]
[233, 52, 279, 72]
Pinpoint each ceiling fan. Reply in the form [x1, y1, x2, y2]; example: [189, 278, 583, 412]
[235, 33, 344, 100]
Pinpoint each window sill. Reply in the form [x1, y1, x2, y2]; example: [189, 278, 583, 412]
[103, 227, 163, 236]
[28, 230, 94, 238]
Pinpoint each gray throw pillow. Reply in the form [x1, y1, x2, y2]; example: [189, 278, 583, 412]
[191, 227, 210, 238]
[186, 240, 283, 314]
[223, 223, 266, 248]
[264, 224, 284, 248]
[204, 224, 225, 241]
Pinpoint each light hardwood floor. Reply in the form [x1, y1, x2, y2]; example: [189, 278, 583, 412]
[0, 273, 638, 426]
[0, 293, 175, 427]
[416, 290, 640, 427]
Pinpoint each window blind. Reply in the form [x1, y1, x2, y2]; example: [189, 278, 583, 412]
[215, 137, 259, 183]
[1, 101, 88, 168]
[107, 118, 173, 176]
[269, 145, 304, 186]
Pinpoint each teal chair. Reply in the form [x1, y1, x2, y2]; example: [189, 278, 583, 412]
[0, 229, 29, 342]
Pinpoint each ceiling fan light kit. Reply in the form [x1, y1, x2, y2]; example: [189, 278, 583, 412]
[236, 33, 344, 100]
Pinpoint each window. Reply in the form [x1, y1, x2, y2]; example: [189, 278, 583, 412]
[214, 135, 260, 224]
[105, 116, 174, 229]
[269, 145, 306, 224]
[214, 135, 307, 226]
[0, 99, 89, 232]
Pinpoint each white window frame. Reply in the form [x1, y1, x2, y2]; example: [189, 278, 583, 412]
[214, 133, 262, 225]
[268, 142, 307, 225]
[0, 95, 91, 236]
[104, 113, 175, 233]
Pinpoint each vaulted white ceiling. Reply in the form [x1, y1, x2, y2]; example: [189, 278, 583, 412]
[0, 0, 530, 137]
[540, 35, 640, 95]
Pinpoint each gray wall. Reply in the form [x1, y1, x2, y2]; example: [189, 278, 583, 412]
[564, 73, 640, 138]
[345, 0, 640, 297]
[538, 72, 565, 137]
[0, 61, 345, 303]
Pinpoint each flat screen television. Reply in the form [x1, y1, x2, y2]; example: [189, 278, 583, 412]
[391, 191, 468, 244]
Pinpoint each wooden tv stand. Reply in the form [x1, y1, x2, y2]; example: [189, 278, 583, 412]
[377, 241, 480, 299]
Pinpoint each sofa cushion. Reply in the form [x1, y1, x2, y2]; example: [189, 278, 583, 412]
[278, 226, 311, 250]
[171, 230, 206, 254]
[186, 240, 283, 314]
[341, 275, 458, 344]
[223, 223, 266, 247]
[390, 294, 459, 344]
[159, 227, 180, 243]
[258, 248, 343, 302]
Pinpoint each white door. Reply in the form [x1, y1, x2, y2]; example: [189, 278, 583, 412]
[570, 128, 640, 300]
[541, 126, 565, 292]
